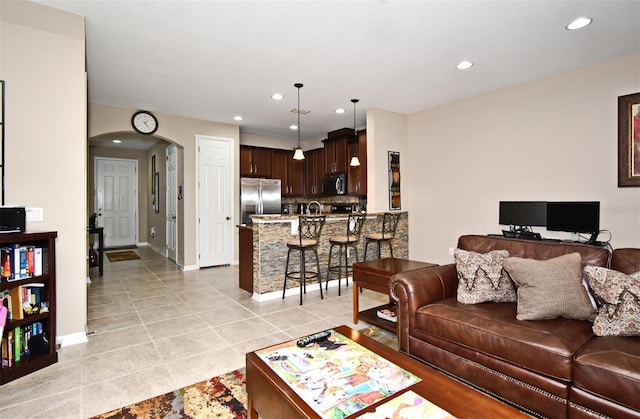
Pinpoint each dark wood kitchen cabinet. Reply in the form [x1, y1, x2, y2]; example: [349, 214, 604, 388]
[240, 146, 272, 178]
[324, 128, 352, 174]
[347, 129, 367, 196]
[304, 148, 324, 196]
[272, 150, 304, 196]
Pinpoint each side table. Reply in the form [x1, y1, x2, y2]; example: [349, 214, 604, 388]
[353, 257, 437, 332]
[87, 226, 104, 276]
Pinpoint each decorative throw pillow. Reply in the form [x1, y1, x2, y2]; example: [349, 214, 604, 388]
[503, 253, 596, 321]
[584, 266, 640, 337]
[454, 249, 516, 304]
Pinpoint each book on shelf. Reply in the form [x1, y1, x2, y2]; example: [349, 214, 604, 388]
[5, 283, 45, 320]
[1, 322, 44, 367]
[1, 245, 43, 282]
[376, 308, 397, 323]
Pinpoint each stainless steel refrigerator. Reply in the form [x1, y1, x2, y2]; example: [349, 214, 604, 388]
[240, 178, 281, 224]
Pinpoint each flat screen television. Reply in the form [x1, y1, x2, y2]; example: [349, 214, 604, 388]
[499, 201, 547, 227]
[546, 201, 600, 234]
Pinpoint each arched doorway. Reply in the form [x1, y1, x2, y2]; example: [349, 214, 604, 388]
[88, 132, 185, 265]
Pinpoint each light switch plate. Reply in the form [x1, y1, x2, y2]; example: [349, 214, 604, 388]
[26, 207, 44, 221]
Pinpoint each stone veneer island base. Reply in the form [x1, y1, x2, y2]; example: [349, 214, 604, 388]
[243, 212, 408, 299]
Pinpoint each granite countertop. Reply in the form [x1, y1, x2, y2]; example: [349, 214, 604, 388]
[250, 211, 392, 223]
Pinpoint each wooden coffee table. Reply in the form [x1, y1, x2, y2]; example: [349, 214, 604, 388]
[246, 325, 527, 418]
[352, 258, 437, 332]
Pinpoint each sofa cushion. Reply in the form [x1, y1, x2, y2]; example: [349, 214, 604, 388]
[573, 336, 640, 412]
[415, 298, 594, 381]
[584, 266, 640, 337]
[454, 249, 516, 304]
[504, 253, 596, 321]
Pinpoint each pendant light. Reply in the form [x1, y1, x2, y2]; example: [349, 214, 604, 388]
[292, 83, 305, 160]
[349, 98, 361, 167]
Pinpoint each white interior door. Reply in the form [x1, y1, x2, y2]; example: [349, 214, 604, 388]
[95, 158, 137, 248]
[197, 136, 233, 267]
[166, 145, 178, 261]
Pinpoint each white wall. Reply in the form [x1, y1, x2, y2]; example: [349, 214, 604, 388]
[88, 103, 240, 268]
[1, 1, 87, 342]
[406, 53, 640, 265]
[366, 108, 408, 213]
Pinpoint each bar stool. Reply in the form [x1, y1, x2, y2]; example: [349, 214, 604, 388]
[283, 215, 326, 305]
[364, 212, 401, 260]
[326, 213, 366, 295]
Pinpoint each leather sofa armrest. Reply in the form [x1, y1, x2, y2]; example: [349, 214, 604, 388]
[390, 263, 458, 352]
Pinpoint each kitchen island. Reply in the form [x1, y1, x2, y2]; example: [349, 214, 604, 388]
[238, 212, 408, 299]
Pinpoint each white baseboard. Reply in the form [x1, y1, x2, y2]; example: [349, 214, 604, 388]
[182, 264, 199, 272]
[252, 277, 352, 302]
[56, 332, 88, 348]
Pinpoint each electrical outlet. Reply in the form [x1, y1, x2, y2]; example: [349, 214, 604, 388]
[151, 227, 155, 238]
[448, 247, 454, 256]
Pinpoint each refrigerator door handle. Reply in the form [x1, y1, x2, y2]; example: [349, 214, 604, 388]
[257, 187, 263, 214]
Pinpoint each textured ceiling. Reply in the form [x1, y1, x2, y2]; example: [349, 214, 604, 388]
[36, 0, 640, 145]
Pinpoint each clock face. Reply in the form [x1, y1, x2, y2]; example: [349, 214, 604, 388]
[132, 111, 158, 134]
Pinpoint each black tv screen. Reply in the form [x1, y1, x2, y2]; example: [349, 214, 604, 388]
[546, 202, 600, 234]
[499, 201, 547, 227]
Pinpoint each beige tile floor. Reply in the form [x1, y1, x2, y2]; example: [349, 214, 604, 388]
[0, 246, 388, 418]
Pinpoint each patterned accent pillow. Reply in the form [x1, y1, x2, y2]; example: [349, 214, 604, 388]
[584, 266, 640, 337]
[454, 249, 516, 304]
[504, 253, 596, 321]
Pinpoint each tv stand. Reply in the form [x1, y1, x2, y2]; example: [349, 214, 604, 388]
[502, 229, 542, 240]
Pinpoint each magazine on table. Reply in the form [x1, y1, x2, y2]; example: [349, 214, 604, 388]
[358, 390, 456, 418]
[256, 329, 420, 419]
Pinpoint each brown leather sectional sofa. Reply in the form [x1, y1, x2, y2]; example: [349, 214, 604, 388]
[390, 235, 639, 418]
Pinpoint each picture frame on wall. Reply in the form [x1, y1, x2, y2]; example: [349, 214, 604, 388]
[388, 151, 401, 210]
[151, 155, 156, 193]
[618, 92, 640, 187]
[154, 172, 160, 212]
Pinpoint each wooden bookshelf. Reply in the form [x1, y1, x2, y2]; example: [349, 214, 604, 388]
[0, 231, 58, 385]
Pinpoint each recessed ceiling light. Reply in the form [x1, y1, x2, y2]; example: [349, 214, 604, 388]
[456, 60, 473, 70]
[290, 124, 298, 130]
[234, 115, 243, 121]
[335, 108, 346, 114]
[566, 17, 592, 30]
[112, 139, 122, 144]
[271, 93, 284, 100]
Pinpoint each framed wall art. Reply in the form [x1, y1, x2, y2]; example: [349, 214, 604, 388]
[153, 172, 160, 212]
[388, 151, 401, 210]
[151, 155, 156, 193]
[618, 92, 640, 187]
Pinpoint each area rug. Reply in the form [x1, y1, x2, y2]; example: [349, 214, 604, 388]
[106, 250, 141, 262]
[91, 369, 247, 419]
[91, 326, 396, 419]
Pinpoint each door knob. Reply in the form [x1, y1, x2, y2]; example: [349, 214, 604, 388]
[226, 216, 230, 220]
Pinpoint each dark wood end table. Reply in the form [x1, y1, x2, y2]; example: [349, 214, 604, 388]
[352, 257, 437, 332]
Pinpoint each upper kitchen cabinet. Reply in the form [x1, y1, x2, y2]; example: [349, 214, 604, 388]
[347, 129, 367, 196]
[272, 150, 304, 196]
[305, 148, 325, 196]
[324, 128, 352, 174]
[240, 146, 272, 178]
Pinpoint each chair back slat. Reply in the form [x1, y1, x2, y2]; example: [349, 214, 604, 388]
[346, 213, 366, 241]
[298, 215, 326, 244]
[381, 212, 401, 239]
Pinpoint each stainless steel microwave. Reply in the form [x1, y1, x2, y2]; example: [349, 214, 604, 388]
[323, 173, 346, 195]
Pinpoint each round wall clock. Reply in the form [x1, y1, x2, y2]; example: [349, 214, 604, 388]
[131, 110, 158, 135]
